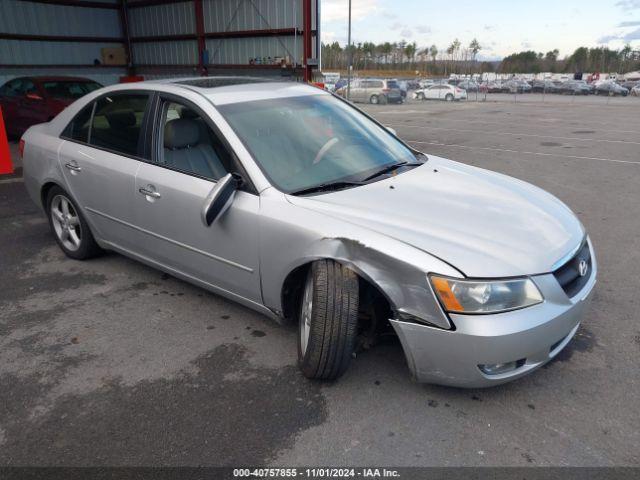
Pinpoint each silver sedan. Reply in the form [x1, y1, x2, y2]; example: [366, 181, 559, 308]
[21, 77, 596, 387]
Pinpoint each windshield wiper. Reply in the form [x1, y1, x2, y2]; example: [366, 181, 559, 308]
[361, 161, 423, 182]
[290, 181, 365, 196]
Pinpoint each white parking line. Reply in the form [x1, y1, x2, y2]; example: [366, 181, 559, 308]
[390, 124, 640, 146]
[408, 140, 640, 165]
[380, 116, 640, 135]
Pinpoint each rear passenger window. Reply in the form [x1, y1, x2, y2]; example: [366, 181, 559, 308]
[159, 101, 231, 181]
[90, 94, 149, 157]
[62, 103, 95, 143]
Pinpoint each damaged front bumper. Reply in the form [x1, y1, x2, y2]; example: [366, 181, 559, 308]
[389, 268, 597, 388]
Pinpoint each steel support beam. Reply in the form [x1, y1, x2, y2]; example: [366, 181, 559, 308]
[194, 0, 206, 75]
[302, 0, 313, 81]
[119, 0, 135, 75]
[0, 33, 123, 43]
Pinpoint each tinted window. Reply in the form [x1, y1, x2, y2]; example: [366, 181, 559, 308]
[159, 101, 230, 181]
[2, 79, 34, 97]
[387, 80, 399, 88]
[90, 94, 149, 157]
[42, 81, 102, 100]
[62, 102, 95, 142]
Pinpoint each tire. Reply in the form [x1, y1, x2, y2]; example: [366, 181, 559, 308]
[445, 93, 454, 102]
[297, 260, 359, 380]
[369, 94, 379, 105]
[417, 92, 425, 101]
[46, 186, 102, 260]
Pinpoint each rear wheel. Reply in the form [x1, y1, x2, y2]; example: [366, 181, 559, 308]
[417, 92, 425, 101]
[298, 260, 359, 380]
[445, 93, 454, 102]
[369, 94, 379, 105]
[46, 186, 101, 260]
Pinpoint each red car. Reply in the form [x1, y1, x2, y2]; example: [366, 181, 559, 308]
[0, 76, 102, 138]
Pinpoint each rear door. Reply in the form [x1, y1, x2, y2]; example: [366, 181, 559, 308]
[58, 91, 151, 251]
[132, 94, 262, 304]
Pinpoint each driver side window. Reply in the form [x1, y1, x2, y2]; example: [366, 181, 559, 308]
[158, 100, 231, 181]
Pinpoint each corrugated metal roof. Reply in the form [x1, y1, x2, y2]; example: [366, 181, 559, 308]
[0, 40, 123, 65]
[133, 41, 198, 65]
[129, 2, 196, 37]
[0, 0, 121, 37]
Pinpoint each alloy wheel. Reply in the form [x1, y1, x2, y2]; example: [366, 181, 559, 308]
[299, 270, 314, 356]
[50, 194, 82, 252]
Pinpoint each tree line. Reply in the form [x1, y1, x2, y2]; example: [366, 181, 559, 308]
[321, 40, 640, 75]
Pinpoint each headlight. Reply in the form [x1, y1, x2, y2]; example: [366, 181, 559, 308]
[429, 275, 543, 314]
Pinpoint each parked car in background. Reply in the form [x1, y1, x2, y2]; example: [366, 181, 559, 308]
[0, 76, 102, 138]
[594, 82, 629, 96]
[419, 79, 436, 89]
[414, 84, 467, 101]
[480, 81, 507, 93]
[503, 79, 532, 93]
[21, 78, 596, 387]
[397, 80, 408, 100]
[336, 78, 403, 104]
[531, 79, 562, 93]
[620, 80, 638, 90]
[457, 80, 480, 92]
[559, 80, 593, 95]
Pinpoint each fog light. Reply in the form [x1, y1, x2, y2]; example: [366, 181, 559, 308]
[478, 360, 522, 376]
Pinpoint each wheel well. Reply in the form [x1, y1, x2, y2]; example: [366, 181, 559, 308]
[40, 182, 59, 211]
[280, 260, 393, 331]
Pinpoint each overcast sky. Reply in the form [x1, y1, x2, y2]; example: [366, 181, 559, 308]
[320, 0, 640, 59]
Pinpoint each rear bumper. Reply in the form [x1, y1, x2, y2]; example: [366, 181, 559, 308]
[390, 244, 597, 388]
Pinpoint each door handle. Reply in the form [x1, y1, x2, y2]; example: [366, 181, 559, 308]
[139, 186, 161, 199]
[64, 162, 82, 172]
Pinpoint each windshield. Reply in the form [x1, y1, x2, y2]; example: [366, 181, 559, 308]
[42, 81, 102, 99]
[218, 94, 417, 193]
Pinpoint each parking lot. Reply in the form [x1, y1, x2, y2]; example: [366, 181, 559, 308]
[1, 93, 639, 467]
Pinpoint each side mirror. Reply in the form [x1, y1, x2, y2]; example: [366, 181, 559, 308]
[26, 93, 43, 101]
[386, 126, 397, 136]
[201, 173, 237, 226]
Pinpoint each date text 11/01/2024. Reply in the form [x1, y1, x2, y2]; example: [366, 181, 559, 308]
[232, 468, 401, 477]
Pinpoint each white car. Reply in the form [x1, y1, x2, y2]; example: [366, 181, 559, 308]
[413, 84, 467, 102]
[632, 85, 640, 97]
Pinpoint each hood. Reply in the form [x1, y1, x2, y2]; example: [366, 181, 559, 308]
[287, 156, 584, 277]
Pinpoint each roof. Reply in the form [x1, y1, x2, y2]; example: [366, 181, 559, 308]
[28, 76, 98, 83]
[159, 76, 327, 105]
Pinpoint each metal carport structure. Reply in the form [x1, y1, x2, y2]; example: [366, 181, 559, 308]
[0, 0, 319, 85]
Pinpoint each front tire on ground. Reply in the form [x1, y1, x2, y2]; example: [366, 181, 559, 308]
[445, 93, 454, 102]
[298, 260, 359, 380]
[46, 186, 102, 260]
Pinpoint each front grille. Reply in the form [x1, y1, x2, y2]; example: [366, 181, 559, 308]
[553, 241, 592, 298]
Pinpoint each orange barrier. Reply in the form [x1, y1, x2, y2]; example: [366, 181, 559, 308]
[0, 106, 14, 175]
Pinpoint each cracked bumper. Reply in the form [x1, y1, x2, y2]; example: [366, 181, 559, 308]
[390, 266, 597, 388]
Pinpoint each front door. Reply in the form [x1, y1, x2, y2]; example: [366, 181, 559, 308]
[132, 96, 262, 304]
